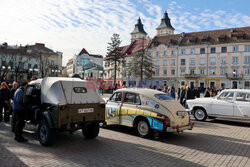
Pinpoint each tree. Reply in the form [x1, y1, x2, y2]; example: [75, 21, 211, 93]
[128, 43, 154, 87]
[106, 33, 123, 88]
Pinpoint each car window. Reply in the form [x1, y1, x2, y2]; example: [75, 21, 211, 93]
[73, 87, 87, 93]
[155, 94, 174, 101]
[218, 92, 234, 100]
[236, 92, 250, 102]
[110, 92, 122, 102]
[124, 93, 140, 104]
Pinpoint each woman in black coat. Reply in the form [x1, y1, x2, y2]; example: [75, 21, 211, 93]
[0, 82, 11, 122]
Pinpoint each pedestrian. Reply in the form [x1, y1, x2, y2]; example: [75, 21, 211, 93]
[194, 87, 200, 98]
[13, 82, 28, 142]
[0, 82, 11, 122]
[169, 86, 176, 99]
[177, 87, 181, 100]
[211, 88, 217, 97]
[10, 82, 19, 100]
[204, 87, 210, 97]
[186, 86, 195, 100]
[180, 86, 186, 106]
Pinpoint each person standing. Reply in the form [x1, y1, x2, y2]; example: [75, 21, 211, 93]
[194, 87, 200, 98]
[0, 82, 11, 122]
[204, 87, 211, 97]
[10, 82, 19, 100]
[13, 82, 28, 142]
[169, 86, 176, 99]
[180, 86, 186, 106]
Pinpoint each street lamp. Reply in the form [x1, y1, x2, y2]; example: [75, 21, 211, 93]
[2, 66, 5, 70]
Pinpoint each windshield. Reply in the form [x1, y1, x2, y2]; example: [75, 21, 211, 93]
[154, 94, 174, 101]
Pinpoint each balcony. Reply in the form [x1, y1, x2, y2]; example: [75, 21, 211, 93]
[184, 74, 200, 78]
[225, 73, 243, 80]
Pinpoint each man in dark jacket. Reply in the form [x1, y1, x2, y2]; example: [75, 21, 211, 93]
[194, 87, 200, 98]
[13, 82, 28, 142]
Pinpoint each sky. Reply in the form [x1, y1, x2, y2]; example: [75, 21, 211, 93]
[0, 0, 250, 66]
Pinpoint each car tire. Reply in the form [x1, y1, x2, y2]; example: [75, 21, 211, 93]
[38, 120, 55, 146]
[11, 112, 16, 133]
[194, 108, 207, 121]
[82, 123, 100, 139]
[135, 119, 152, 138]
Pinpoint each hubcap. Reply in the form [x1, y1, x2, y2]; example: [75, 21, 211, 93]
[138, 121, 149, 136]
[40, 125, 47, 142]
[195, 109, 205, 120]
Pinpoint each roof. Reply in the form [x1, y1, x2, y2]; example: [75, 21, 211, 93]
[78, 48, 89, 55]
[131, 17, 147, 34]
[150, 26, 250, 47]
[156, 11, 174, 30]
[66, 58, 73, 66]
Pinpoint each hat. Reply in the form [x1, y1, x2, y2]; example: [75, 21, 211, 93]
[21, 82, 28, 87]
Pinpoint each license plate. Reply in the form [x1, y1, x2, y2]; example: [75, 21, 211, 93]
[78, 108, 94, 114]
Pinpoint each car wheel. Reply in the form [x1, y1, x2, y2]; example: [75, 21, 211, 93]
[136, 119, 152, 138]
[11, 112, 16, 133]
[194, 108, 207, 121]
[82, 123, 100, 139]
[38, 120, 55, 146]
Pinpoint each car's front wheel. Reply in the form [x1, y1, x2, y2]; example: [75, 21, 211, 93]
[194, 108, 207, 121]
[38, 120, 55, 146]
[136, 119, 152, 138]
[82, 123, 100, 139]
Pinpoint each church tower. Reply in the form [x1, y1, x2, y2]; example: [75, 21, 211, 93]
[156, 11, 175, 36]
[130, 17, 147, 41]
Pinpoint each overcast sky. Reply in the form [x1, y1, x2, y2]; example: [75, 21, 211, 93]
[0, 0, 249, 65]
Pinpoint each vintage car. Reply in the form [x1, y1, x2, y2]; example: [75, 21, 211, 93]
[12, 77, 105, 146]
[105, 88, 194, 138]
[186, 89, 250, 122]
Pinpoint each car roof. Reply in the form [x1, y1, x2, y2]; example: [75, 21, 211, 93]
[222, 89, 250, 93]
[115, 88, 164, 96]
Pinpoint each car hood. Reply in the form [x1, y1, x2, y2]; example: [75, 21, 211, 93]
[187, 97, 214, 103]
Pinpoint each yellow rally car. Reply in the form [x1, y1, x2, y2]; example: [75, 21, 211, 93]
[105, 88, 194, 138]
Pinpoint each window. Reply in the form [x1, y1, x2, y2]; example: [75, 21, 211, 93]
[200, 69, 205, 75]
[200, 48, 205, 54]
[171, 59, 175, 66]
[245, 81, 250, 89]
[51, 60, 55, 66]
[181, 49, 185, 55]
[233, 69, 238, 75]
[181, 59, 185, 65]
[236, 92, 250, 102]
[221, 68, 226, 75]
[155, 60, 160, 66]
[163, 60, 167, 66]
[191, 49, 195, 54]
[155, 69, 159, 76]
[211, 58, 216, 64]
[221, 47, 227, 53]
[163, 70, 167, 75]
[155, 94, 173, 101]
[190, 69, 195, 74]
[218, 92, 234, 101]
[124, 93, 140, 104]
[233, 46, 238, 52]
[156, 51, 160, 56]
[221, 58, 226, 64]
[200, 59, 205, 65]
[181, 69, 185, 74]
[171, 70, 175, 75]
[210, 69, 215, 75]
[164, 51, 168, 56]
[245, 45, 250, 52]
[150, 52, 153, 57]
[202, 38, 207, 42]
[211, 47, 216, 53]
[73, 87, 87, 93]
[245, 68, 250, 75]
[233, 57, 238, 63]
[245, 56, 250, 63]
[110, 92, 122, 102]
[171, 51, 176, 55]
[190, 59, 195, 65]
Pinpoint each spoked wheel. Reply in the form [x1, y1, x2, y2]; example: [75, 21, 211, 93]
[194, 108, 207, 121]
[38, 120, 55, 146]
[136, 120, 152, 138]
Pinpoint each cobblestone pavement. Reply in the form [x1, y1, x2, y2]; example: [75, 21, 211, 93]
[0, 118, 250, 167]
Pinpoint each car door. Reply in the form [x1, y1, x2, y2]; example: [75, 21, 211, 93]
[120, 92, 141, 127]
[106, 92, 122, 124]
[211, 92, 234, 116]
[233, 92, 250, 118]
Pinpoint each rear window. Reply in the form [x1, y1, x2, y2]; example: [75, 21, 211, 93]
[73, 87, 87, 93]
[155, 94, 174, 101]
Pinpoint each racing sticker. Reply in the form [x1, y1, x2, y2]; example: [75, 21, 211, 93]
[107, 107, 117, 118]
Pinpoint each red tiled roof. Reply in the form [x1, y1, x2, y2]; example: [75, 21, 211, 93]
[66, 58, 73, 65]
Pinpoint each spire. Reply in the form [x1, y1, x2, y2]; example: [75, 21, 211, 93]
[157, 11, 174, 30]
[131, 17, 147, 34]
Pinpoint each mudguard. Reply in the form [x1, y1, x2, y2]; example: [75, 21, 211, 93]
[43, 111, 55, 128]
